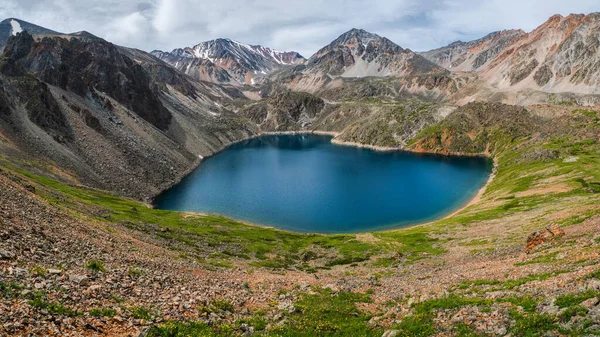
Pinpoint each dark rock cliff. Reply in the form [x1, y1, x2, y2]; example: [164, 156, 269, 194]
[4, 31, 172, 131]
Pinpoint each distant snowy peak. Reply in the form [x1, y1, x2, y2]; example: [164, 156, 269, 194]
[152, 38, 305, 85]
[188, 38, 303, 67]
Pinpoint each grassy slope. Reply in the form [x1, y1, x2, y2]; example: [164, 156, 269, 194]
[3, 105, 600, 336]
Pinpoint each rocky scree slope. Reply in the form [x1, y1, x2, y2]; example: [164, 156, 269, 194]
[0, 30, 258, 199]
[152, 38, 305, 85]
[240, 88, 444, 149]
[420, 29, 526, 72]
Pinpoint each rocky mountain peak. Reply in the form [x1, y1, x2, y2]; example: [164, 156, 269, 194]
[305, 28, 441, 78]
[152, 38, 304, 85]
[322, 28, 401, 54]
[334, 28, 380, 43]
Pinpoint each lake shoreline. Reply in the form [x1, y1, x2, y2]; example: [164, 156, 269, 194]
[151, 131, 497, 234]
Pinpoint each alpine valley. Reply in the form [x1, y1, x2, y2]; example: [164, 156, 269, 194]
[2, 11, 600, 337]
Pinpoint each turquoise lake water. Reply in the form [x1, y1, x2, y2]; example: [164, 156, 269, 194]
[154, 134, 492, 233]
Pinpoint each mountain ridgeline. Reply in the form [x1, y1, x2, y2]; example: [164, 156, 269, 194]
[151, 38, 305, 85]
[421, 13, 600, 94]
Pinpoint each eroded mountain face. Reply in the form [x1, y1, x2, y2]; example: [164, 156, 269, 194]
[423, 13, 600, 94]
[4, 31, 173, 131]
[482, 13, 600, 93]
[420, 30, 526, 72]
[152, 38, 305, 85]
[1, 13, 600, 200]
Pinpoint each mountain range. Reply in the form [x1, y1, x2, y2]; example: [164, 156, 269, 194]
[0, 13, 600, 197]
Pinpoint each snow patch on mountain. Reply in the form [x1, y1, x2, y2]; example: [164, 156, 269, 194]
[10, 19, 22, 36]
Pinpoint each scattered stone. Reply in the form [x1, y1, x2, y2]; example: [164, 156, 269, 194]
[581, 297, 599, 309]
[69, 274, 89, 286]
[382, 330, 400, 337]
[496, 327, 507, 335]
[587, 279, 600, 291]
[0, 249, 15, 260]
[14, 268, 28, 278]
[277, 301, 296, 314]
[538, 299, 560, 316]
[88, 285, 102, 292]
[48, 269, 62, 275]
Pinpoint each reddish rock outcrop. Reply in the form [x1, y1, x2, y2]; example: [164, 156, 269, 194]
[525, 223, 565, 253]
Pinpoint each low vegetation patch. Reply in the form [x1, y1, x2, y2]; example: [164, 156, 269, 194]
[28, 293, 81, 317]
[86, 260, 106, 273]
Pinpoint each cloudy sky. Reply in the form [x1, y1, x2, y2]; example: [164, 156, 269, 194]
[1, 0, 598, 56]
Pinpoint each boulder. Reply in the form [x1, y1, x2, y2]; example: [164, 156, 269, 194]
[68, 274, 89, 286]
[581, 297, 599, 309]
[525, 223, 565, 253]
[0, 249, 15, 260]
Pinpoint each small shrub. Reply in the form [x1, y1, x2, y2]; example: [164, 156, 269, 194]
[31, 265, 47, 277]
[128, 268, 146, 277]
[86, 260, 106, 273]
[129, 306, 154, 319]
[199, 299, 234, 314]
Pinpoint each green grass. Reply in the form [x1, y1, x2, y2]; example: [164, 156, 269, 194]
[86, 260, 106, 273]
[558, 305, 588, 322]
[0, 281, 24, 299]
[149, 288, 381, 337]
[148, 322, 235, 337]
[554, 290, 600, 308]
[30, 265, 47, 277]
[199, 299, 234, 314]
[265, 288, 381, 337]
[89, 308, 117, 318]
[129, 305, 155, 320]
[515, 251, 561, 266]
[586, 268, 600, 280]
[394, 295, 493, 337]
[508, 310, 556, 337]
[454, 270, 569, 292]
[28, 293, 81, 317]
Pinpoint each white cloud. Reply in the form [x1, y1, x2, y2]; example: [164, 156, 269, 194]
[105, 12, 154, 47]
[0, 0, 598, 56]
